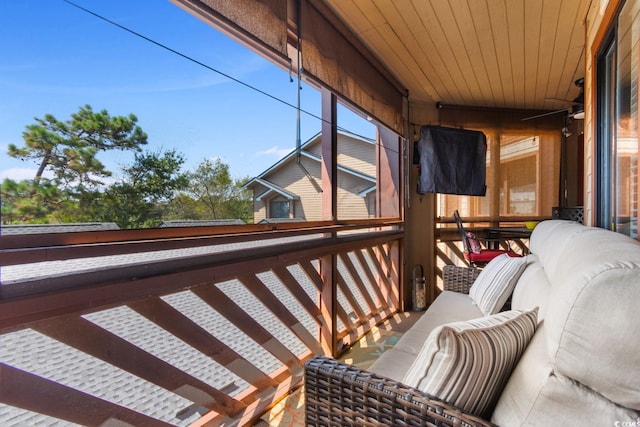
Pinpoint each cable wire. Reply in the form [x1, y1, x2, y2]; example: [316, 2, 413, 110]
[62, 0, 399, 153]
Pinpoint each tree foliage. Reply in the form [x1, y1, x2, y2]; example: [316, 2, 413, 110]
[96, 149, 189, 229]
[8, 104, 147, 187]
[2, 106, 255, 227]
[1, 178, 72, 223]
[187, 158, 252, 221]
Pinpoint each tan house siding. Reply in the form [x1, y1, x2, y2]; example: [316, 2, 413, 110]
[246, 131, 376, 222]
[337, 134, 377, 177]
[267, 156, 322, 220]
[253, 192, 267, 223]
[337, 172, 374, 219]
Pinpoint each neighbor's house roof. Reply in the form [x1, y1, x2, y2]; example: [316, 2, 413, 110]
[244, 130, 376, 195]
[159, 219, 245, 227]
[253, 178, 300, 201]
[1, 222, 120, 235]
[257, 218, 306, 224]
[358, 185, 376, 197]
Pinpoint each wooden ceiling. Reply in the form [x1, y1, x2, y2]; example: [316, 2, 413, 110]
[323, 0, 588, 112]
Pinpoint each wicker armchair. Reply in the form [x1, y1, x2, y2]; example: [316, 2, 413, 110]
[305, 264, 491, 427]
[441, 264, 481, 294]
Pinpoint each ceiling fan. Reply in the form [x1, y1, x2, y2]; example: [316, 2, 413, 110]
[523, 77, 584, 121]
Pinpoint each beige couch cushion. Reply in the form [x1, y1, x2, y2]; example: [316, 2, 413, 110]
[510, 254, 551, 320]
[369, 290, 482, 381]
[544, 228, 640, 411]
[491, 323, 554, 425]
[403, 308, 538, 417]
[391, 290, 483, 355]
[494, 221, 640, 424]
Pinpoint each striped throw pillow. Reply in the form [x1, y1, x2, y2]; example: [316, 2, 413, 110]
[470, 253, 528, 315]
[402, 308, 538, 417]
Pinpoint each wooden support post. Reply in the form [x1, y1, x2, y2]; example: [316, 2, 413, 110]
[377, 127, 404, 310]
[319, 88, 339, 356]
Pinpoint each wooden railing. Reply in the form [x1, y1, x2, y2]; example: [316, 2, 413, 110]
[0, 220, 402, 426]
[435, 216, 545, 286]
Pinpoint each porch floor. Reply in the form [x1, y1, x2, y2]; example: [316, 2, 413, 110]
[255, 310, 425, 426]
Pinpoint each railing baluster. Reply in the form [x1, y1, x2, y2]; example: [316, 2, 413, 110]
[272, 265, 323, 326]
[0, 363, 173, 427]
[355, 248, 398, 307]
[1, 224, 403, 425]
[338, 252, 378, 315]
[129, 297, 278, 392]
[237, 274, 323, 355]
[33, 315, 246, 415]
[192, 284, 304, 376]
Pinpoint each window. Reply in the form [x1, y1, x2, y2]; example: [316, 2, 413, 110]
[597, 0, 640, 239]
[269, 200, 290, 218]
[437, 129, 560, 221]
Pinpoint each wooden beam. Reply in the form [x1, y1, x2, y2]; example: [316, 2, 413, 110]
[0, 363, 172, 427]
[129, 297, 278, 392]
[33, 316, 245, 415]
[321, 88, 338, 220]
[237, 274, 323, 354]
[192, 284, 303, 375]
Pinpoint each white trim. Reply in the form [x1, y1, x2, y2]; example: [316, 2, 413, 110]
[254, 178, 299, 201]
[242, 130, 375, 189]
[358, 185, 376, 197]
[299, 151, 376, 183]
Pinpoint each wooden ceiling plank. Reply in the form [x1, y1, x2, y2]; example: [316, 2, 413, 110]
[466, 0, 503, 107]
[413, 0, 469, 105]
[523, 0, 544, 107]
[544, 0, 582, 103]
[363, 22, 430, 98]
[436, 0, 485, 105]
[390, 2, 453, 101]
[506, 0, 527, 108]
[554, 3, 587, 102]
[317, 0, 587, 109]
[453, 0, 499, 107]
[371, 1, 446, 102]
[490, 0, 516, 107]
[535, 0, 563, 104]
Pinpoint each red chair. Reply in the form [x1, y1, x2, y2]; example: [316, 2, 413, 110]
[453, 210, 521, 267]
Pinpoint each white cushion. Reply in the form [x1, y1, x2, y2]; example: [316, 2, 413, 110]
[402, 308, 538, 417]
[469, 253, 529, 315]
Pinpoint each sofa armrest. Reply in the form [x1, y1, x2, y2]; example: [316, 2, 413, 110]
[305, 356, 495, 427]
[442, 265, 481, 294]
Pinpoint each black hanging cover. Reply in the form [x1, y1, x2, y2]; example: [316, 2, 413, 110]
[413, 125, 487, 196]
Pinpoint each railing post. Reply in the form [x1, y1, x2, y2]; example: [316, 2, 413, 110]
[320, 88, 339, 356]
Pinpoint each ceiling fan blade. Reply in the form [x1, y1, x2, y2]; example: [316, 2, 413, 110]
[522, 109, 568, 121]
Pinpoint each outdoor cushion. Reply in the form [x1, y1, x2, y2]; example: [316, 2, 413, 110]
[469, 253, 529, 315]
[465, 231, 482, 253]
[369, 290, 483, 381]
[466, 249, 520, 264]
[402, 308, 538, 417]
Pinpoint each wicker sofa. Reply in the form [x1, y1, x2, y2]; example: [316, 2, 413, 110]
[305, 220, 640, 426]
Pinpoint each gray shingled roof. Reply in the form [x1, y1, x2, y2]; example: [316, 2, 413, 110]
[0, 233, 373, 426]
[1, 223, 120, 235]
[159, 219, 245, 227]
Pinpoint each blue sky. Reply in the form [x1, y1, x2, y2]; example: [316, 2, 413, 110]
[0, 0, 375, 182]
